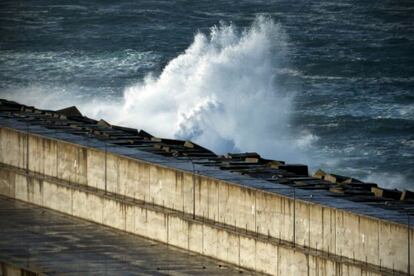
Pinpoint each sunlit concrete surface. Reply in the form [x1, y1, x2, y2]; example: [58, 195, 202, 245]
[0, 196, 253, 275]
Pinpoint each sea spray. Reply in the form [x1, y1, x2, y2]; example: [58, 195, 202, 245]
[1, 3, 411, 190]
[116, 16, 312, 162]
[3, 16, 314, 163]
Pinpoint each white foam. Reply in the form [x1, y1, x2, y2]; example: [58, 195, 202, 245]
[363, 172, 411, 190]
[3, 16, 315, 163]
[3, 16, 411, 189]
[113, 16, 311, 162]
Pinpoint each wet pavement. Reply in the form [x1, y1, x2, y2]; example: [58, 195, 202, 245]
[0, 196, 254, 275]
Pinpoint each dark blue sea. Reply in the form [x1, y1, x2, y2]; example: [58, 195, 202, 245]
[1, 1, 413, 189]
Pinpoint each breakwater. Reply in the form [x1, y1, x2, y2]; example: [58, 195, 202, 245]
[0, 99, 412, 275]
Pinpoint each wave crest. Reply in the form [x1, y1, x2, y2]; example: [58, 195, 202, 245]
[114, 16, 308, 161]
[3, 16, 314, 163]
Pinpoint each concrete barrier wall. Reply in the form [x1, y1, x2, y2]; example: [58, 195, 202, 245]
[0, 166, 387, 276]
[0, 127, 412, 274]
[0, 260, 39, 276]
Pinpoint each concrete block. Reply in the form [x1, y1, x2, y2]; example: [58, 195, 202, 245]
[202, 224, 218, 258]
[379, 222, 410, 273]
[309, 257, 333, 276]
[28, 135, 44, 174]
[235, 186, 256, 231]
[57, 142, 79, 184]
[400, 190, 414, 201]
[85, 193, 104, 223]
[117, 158, 129, 197]
[0, 128, 26, 168]
[277, 247, 307, 275]
[202, 178, 219, 221]
[181, 172, 195, 215]
[239, 236, 256, 271]
[195, 174, 209, 218]
[135, 162, 150, 201]
[188, 222, 203, 253]
[26, 177, 43, 206]
[358, 215, 380, 266]
[0, 261, 22, 276]
[103, 199, 126, 230]
[146, 210, 167, 243]
[371, 187, 402, 200]
[14, 174, 27, 201]
[125, 203, 135, 233]
[73, 190, 103, 223]
[86, 149, 105, 190]
[106, 153, 119, 194]
[149, 166, 177, 210]
[321, 207, 336, 255]
[307, 255, 318, 276]
[0, 169, 15, 197]
[168, 215, 188, 249]
[295, 201, 311, 248]
[43, 181, 72, 214]
[134, 207, 149, 237]
[149, 165, 161, 203]
[218, 181, 229, 224]
[255, 240, 277, 275]
[216, 229, 239, 265]
[308, 204, 323, 250]
[76, 147, 88, 185]
[256, 192, 296, 242]
[42, 137, 58, 177]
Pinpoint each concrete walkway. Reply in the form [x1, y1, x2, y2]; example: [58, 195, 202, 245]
[0, 196, 254, 275]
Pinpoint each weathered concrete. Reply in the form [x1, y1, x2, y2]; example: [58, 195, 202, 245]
[0, 196, 252, 275]
[0, 261, 39, 276]
[0, 122, 413, 275]
[0, 163, 404, 276]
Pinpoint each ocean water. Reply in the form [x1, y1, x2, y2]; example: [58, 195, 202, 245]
[1, 0, 413, 189]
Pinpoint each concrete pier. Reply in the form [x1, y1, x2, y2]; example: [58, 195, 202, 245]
[0, 99, 413, 275]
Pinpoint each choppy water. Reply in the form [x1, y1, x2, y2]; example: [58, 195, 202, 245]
[1, 0, 413, 189]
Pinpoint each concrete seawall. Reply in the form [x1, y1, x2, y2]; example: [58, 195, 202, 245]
[0, 98, 412, 275]
[0, 124, 412, 275]
[0, 163, 388, 275]
[1, 260, 39, 276]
